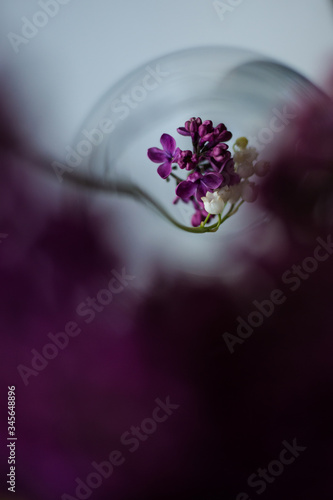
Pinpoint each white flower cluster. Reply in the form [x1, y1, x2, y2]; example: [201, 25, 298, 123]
[201, 138, 269, 215]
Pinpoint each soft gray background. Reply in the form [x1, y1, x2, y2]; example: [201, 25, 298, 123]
[1, 0, 333, 155]
[1, 0, 333, 281]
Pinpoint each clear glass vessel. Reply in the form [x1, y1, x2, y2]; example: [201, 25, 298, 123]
[74, 46, 323, 278]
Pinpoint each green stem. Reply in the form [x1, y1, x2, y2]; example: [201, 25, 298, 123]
[201, 213, 211, 227]
[170, 172, 184, 184]
[63, 171, 245, 233]
[220, 200, 245, 223]
[63, 170, 245, 233]
[24, 147, 243, 234]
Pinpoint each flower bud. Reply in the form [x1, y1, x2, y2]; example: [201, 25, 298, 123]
[218, 183, 242, 204]
[229, 184, 242, 204]
[218, 186, 231, 203]
[234, 137, 248, 150]
[233, 147, 258, 165]
[201, 191, 225, 215]
[254, 160, 270, 177]
[241, 180, 258, 203]
[178, 150, 195, 170]
[213, 125, 232, 144]
[236, 162, 255, 179]
[198, 121, 213, 139]
[212, 144, 228, 162]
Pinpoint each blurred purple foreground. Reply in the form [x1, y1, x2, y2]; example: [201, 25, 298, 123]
[1, 75, 333, 500]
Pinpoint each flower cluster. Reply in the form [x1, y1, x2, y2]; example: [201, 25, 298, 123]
[147, 117, 269, 230]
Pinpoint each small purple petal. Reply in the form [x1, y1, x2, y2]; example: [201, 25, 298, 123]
[196, 182, 208, 201]
[187, 171, 202, 182]
[201, 132, 215, 143]
[177, 127, 191, 136]
[218, 130, 232, 142]
[160, 133, 176, 154]
[202, 173, 223, 190]
[176, 180, 197, 200]
[147, 147, 166, 163]
[229, 172, 241, 186]
[173, 147, 181, 162]
[157, 160, 172, 179]
[191, 210, 203, 227]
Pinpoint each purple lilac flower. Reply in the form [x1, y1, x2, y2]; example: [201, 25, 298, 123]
[177, 117, 202, 140]
[220, 158, 240, 187]
[191, 208, 206, 227]
[173, 194, 209, 226]
[198, 120, 214, 144]
[198, 121, 232, 147]
[177, 150, 199, 171]
[190, 199, 212, 227]
[147, 133, 180, 179]
[209, 122, 232, 147]
[210, 144, 229, 162]
[147, 117, 237, 226]
[175, 171, 223, 202]
[209, 148, 232, 172]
